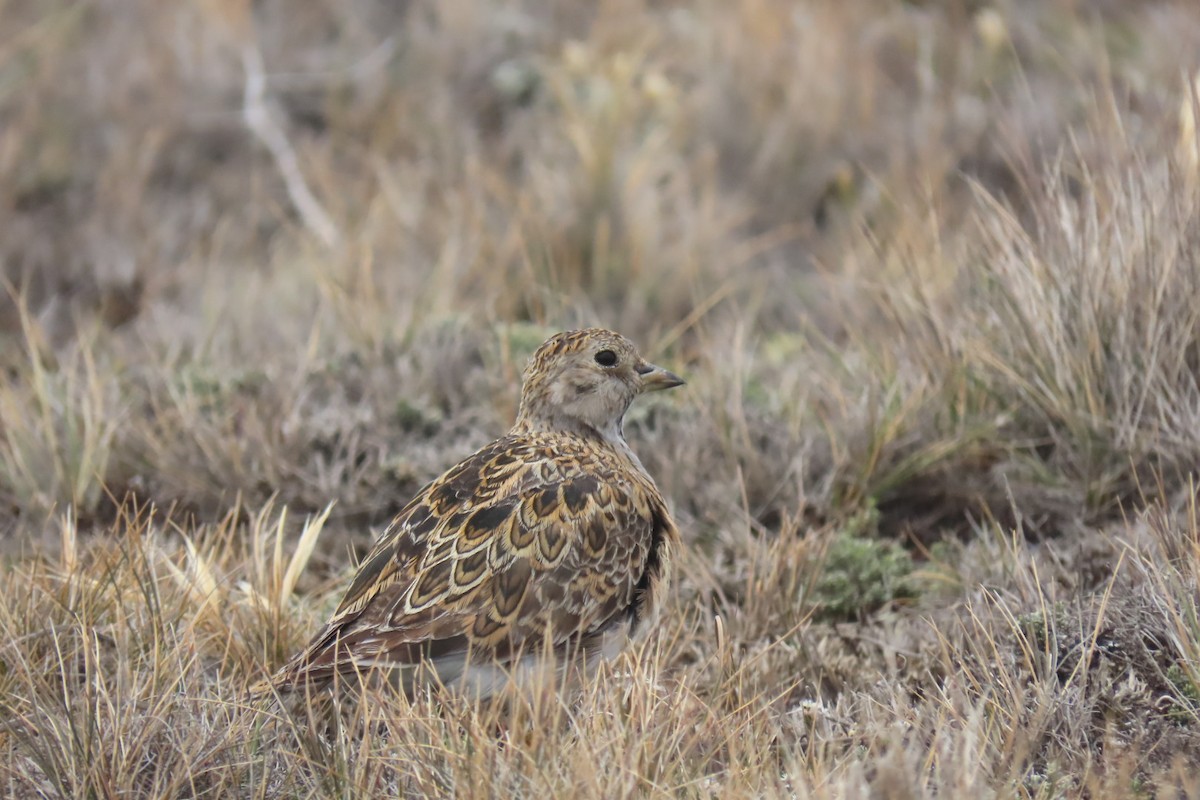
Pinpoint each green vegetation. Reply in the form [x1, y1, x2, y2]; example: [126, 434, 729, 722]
[812, 532, 916, 622]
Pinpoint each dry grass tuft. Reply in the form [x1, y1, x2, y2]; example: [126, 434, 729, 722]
[4, 0, 1200, 796]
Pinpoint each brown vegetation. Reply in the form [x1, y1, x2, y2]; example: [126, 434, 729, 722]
[3, 0, 1200, 796]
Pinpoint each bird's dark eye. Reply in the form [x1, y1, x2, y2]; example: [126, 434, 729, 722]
[594, 349, 618, 367]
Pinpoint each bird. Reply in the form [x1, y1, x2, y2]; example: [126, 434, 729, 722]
[255, 328, 685, 699]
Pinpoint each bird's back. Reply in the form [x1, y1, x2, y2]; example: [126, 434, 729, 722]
[259, 428, 678, 697]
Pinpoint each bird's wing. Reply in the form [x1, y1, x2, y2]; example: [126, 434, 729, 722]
[265, 436, 667, 692]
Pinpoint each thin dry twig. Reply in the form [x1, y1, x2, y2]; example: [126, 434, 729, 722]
[241, 44, 341, 249]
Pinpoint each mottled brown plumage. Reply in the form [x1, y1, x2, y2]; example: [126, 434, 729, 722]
[256, 328, 684, 698]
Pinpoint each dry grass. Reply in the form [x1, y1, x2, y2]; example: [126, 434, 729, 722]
[3, 0, 1200, 796]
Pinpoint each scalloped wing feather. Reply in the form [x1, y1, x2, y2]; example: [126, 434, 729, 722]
[263, 433, 675, 694]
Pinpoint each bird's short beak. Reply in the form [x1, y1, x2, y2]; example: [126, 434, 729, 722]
[636, 361, 686, 393]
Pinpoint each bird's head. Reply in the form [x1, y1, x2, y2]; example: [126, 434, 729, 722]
[514, 328, 685, 440]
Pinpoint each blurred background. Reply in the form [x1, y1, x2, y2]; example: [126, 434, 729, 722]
[4, 0, 1199, 542]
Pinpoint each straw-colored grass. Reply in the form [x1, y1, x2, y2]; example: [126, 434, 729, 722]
[3, 0, 1200, 796]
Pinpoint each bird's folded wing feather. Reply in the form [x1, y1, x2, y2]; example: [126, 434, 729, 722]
[265, 438, 657, 690]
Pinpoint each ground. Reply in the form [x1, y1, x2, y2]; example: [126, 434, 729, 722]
[3, 1, 1200, 797]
